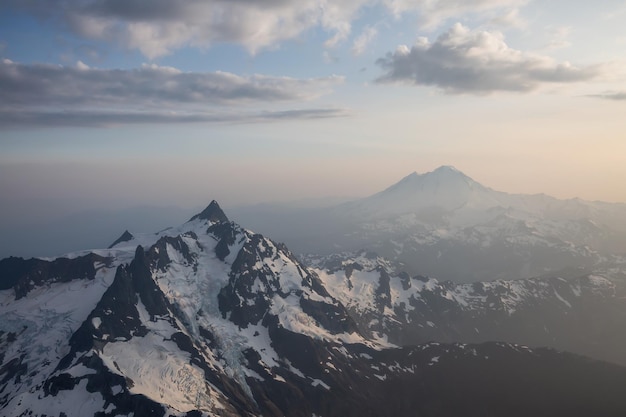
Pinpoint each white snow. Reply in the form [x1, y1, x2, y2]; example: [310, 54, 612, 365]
[0, 263, 115, 409]
[100, 333, 212, 413]
[4, 378, 107, 417]
[553, 289, 572, 308]
[311, 378, 330, 390]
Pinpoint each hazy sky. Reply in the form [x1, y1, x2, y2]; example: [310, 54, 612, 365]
[2, 0, 626, 228]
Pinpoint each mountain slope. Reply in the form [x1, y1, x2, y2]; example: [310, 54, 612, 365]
[3, 201, 626, 416]
[309, 251, 626, 365]
[1, 201, 368, 415]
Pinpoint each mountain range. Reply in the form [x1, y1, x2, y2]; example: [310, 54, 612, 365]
[2, 199, 626, 416]
[231, 166, 626, 282]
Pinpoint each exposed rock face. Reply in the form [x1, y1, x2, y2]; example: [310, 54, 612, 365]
[189, 200, 229, 224]
[108, 230, 135, 249]
[0, 253, 109, 298]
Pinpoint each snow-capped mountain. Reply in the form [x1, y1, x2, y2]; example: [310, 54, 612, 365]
[338, 166, 625, 225]
[233, 166, 626, 282]
[338, 166, 500, 217]
[3, 201, 626, 416]
[334, 166, 626, 282]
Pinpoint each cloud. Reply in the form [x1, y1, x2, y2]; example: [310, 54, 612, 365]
[589, 91, 626, 101]
[0, 59, 341, 106]
[8, 0, 530, 57]
[544, 26, 571, 51]
[385, 0, 528, 30]
[489, 8, 526, 28]
[375, 23, 602, 94]
[9, 0, 366, 57]
[0, 108, 349, 128]
[0, 59, 345, 127]
[352, 26, 379, 56]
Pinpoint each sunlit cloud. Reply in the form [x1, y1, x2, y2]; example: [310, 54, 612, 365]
[9, 0, 530, 57]
[8, 0, 365, 57]
[375, 23, 603, 94]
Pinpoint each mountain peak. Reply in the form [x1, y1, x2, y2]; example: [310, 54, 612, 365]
[188, 200, 229, 223]
[108, 230, 134, 249]
[396, 166, 470, 184]
[350, 165, 497, 216]
[432, 165, 463, 175]
[387, 166, 479, 193]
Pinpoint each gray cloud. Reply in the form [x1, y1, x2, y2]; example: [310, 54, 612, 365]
[589, 91, 626, 101]
[375, 23, 602, 94]
[7, 0, 528, 57]
[0, 59, 345, 128]
[0, 108, 349, 128]
[0, 60, 341, 106]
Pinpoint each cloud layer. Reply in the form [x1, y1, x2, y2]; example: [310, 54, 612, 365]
[376, 23, 602, 94]
[0, 59, 345, 127]
[9, 0, 529, 57]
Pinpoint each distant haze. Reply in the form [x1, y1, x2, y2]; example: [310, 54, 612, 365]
[2, 164, 626, 260]
[3, 2, 626, 258]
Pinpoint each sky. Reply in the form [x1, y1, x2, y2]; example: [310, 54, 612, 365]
[2, 0, 626, 237]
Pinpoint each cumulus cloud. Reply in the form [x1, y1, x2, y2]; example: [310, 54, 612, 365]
[9, 0, 366, 57]
[8, 0, 529, 57]
[0, 59, 345, 127]
[375, 23, 602, 94]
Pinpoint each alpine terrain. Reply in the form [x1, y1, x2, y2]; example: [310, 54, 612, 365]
[231, 166, 626, 282]
[2, 201, 626, 416]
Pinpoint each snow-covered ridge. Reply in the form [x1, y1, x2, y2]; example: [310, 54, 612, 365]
[307, 250, 625, 365]
[311, 250, 616, 319]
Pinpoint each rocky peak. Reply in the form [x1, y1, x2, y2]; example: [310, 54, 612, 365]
[108, 230, 134, 248]
[189, 200, 229, 224]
